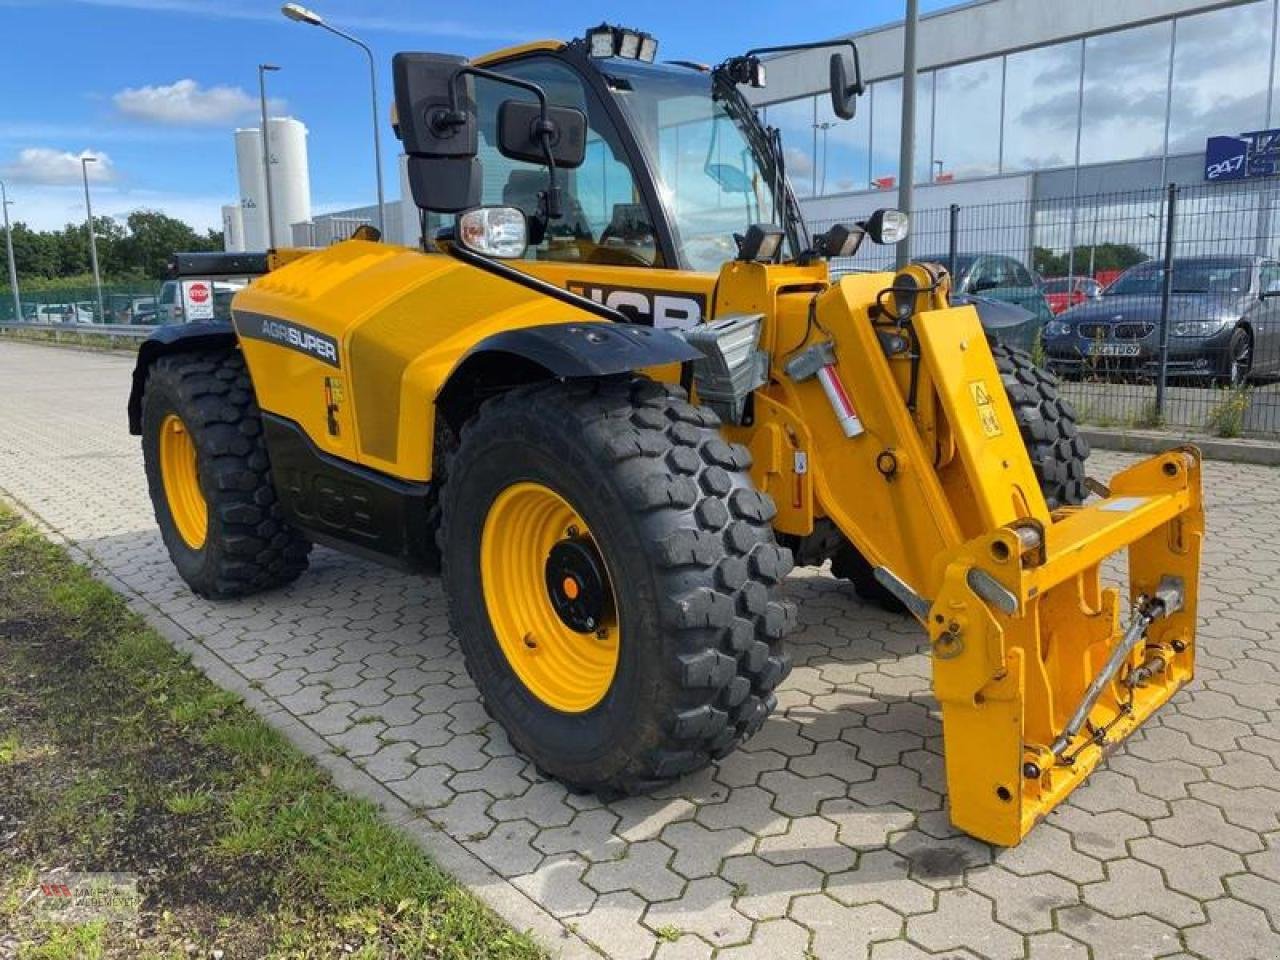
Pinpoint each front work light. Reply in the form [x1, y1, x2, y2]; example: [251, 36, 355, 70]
[638, 34, 659, 62]
[736, 223, 784, 262]
[864, 208, 909, 245]
[814, 223, 865, 259]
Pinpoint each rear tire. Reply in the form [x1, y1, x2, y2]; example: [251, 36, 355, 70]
[833, 344, 1090, 611]
[141, 349, 311, 599]
[439, 377, 796, 796]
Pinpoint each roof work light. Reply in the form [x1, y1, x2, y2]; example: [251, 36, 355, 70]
[583, 24, 659, 62]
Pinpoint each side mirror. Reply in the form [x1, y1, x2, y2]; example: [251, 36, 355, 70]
[498, 100, 587, 168]
[393, 52, 482, 213]
[454, 206, 528, 259]
[862, 208, 909, 245]
[829, 51, 862, 121]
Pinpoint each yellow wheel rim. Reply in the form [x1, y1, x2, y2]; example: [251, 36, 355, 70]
[159, 413, 207, 550]
[480, 482, 620, 713]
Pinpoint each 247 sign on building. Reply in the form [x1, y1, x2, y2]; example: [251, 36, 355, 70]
[1205, 129, 1280, 181]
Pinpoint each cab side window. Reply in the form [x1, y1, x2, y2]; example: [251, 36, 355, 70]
[1260, 262, 1280, 293]
[473, 58, 661, 266]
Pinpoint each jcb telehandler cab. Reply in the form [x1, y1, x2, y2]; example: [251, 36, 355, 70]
[130, 25, 1203, 846]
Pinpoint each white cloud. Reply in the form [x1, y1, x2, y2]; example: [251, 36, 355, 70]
[113, 79, 282, 126]
[0, 148, 115, 186]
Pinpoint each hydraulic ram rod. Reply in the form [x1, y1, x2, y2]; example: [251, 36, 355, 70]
[1050, 576, 1184, 759]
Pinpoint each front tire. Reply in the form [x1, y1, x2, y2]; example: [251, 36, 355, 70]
[1227, 327, 1253, 387]
[141, 349, 311, 599]
[440, 377, 795, 796]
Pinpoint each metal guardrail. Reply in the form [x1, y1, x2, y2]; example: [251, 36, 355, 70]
[0, 321, 156, 342]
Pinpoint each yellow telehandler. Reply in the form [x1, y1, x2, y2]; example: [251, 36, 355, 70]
[128, 25, 1203, 845]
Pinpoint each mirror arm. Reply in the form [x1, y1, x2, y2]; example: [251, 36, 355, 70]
[444, 65, 563, 221]
[741, 40, 864, 94]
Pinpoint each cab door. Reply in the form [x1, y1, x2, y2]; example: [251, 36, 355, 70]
[465, 55, 717, 330]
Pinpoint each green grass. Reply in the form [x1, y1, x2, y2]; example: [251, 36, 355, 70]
[0, 504, 544, 960]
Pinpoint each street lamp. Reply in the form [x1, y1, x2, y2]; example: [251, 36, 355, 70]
[258, 63, 281, 249]
[0, 179, 21, 324]
[81, 157, 105, 324]
[814, 121, 834, 196]
[282, 2, 386, 236]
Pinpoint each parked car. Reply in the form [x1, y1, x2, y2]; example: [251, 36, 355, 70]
[27, 303, 94, 324]
[1042, 275, 1103, 314]
[918, 252, 1054, 351]
[1043, 254, 1280, 385]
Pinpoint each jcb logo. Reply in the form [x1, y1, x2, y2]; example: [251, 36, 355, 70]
[567, 282, 705, 331]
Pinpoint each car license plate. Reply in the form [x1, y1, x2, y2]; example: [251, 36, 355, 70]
[1087, 342, 1140, 357]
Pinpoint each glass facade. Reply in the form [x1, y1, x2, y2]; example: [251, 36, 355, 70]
[933, 58, 1000, 178]
[761, 0, 1278, 198]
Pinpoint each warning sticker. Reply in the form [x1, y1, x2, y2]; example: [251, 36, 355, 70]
[969, 380, 1003, 438]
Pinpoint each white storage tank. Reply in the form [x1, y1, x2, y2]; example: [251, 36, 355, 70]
[221, 204, 245, 252]
[233, 117, 311, 250]
[234, 127, 266, 250]
[266, 117, 311, 247]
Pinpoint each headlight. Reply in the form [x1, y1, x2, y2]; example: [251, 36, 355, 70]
[1171, 319, 1226, 337]
[1044, 319, 1071, 337]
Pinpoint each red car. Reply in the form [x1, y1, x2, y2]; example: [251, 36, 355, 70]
[1042, 276, 1103, 315]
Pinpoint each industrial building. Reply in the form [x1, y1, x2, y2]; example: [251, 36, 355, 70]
[261, 0, 1280, 262]
[755, 0, 1280, 259]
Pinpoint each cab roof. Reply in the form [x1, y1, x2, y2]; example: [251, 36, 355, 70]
[472, 40, 565, 67]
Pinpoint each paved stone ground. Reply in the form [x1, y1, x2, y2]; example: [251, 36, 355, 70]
[2, 339, 1279, 960]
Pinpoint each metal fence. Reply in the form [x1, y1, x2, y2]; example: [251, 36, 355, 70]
[814, 178, 1280, 440]
[0, 283, 163, 326]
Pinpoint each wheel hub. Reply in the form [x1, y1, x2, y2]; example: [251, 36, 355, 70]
[479, 481, 621, 713]
[158, 412, 207, 550]
[545, 538, 610, 633]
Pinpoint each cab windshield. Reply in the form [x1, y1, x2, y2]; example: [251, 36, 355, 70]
[600, 59, 790, 272]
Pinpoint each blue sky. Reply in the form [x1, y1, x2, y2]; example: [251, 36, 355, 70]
[0, 0, 952, 232]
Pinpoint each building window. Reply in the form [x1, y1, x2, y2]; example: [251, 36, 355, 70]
[1002, 40, 1083, 173]
[1168, 0, 1273, 155]
[865, 75, 932, 189]
[814, 88, 870, 195]
[870, 78, 901, 188]
[1080, 21, 1173, 165]
[763, 96, 817, 198]
[932, 57, 1001, 179]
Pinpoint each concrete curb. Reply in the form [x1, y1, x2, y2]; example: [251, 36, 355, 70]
[1082, 426, 1280, 466]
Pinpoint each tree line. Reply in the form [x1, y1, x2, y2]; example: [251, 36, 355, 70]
[1032, 243, 1148, 278]
[2, 211, 224, 286]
